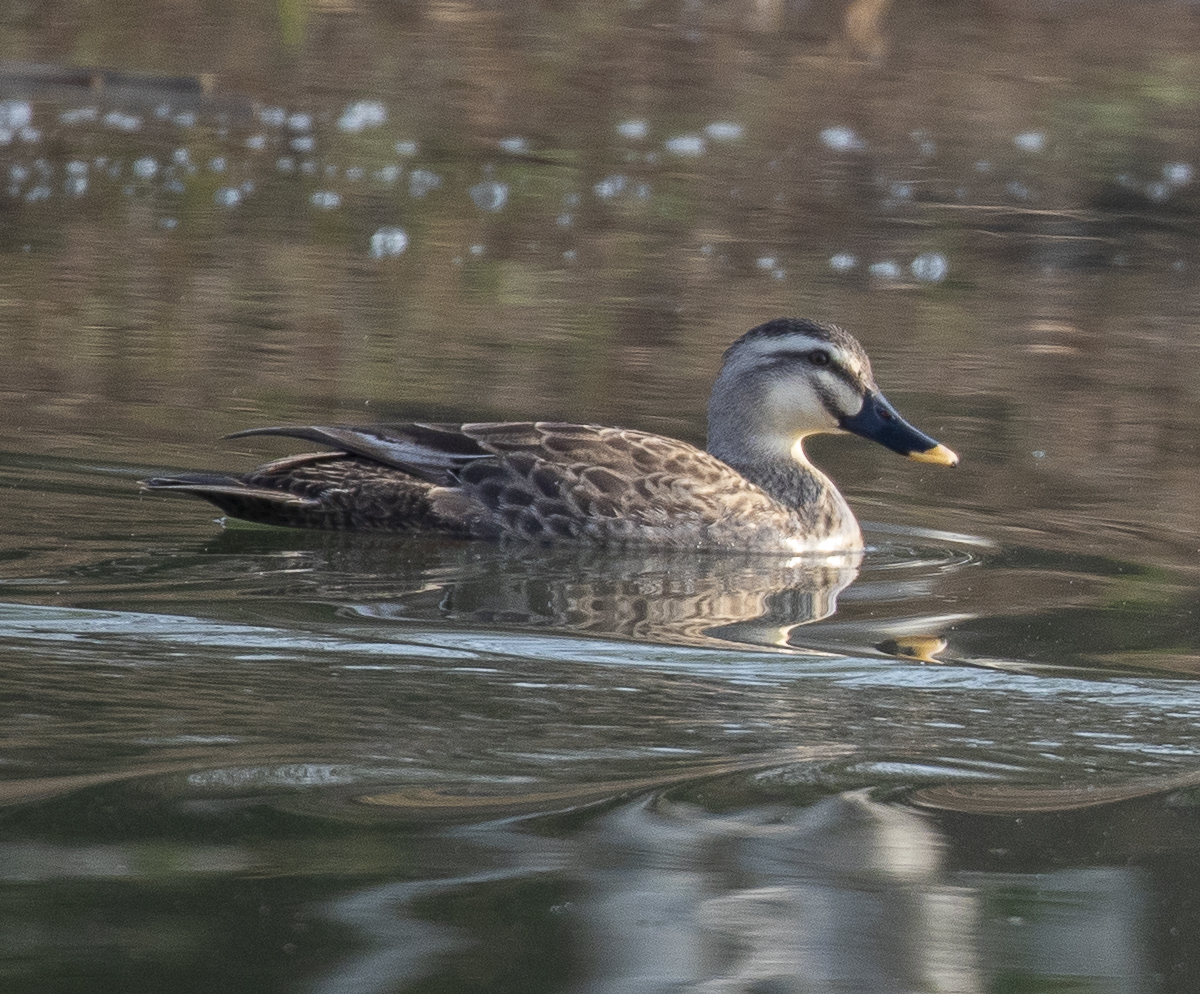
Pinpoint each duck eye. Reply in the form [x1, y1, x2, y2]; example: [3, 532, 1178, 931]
[808, 350, 831, 367]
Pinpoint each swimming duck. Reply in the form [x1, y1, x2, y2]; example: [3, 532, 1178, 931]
[142, 317, 957, 553]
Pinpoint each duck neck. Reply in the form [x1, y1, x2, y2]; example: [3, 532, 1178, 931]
[706, 374, 860, 536]
[711, 434, 825, 505]
[709, 428, 858, 538]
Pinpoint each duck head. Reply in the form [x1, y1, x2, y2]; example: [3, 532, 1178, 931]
[707, 317, 958, 469]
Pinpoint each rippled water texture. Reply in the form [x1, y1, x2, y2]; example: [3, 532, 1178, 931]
[4, 3, 1200, 992]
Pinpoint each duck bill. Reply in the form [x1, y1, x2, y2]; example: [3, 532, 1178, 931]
[839, 390, 959, 466]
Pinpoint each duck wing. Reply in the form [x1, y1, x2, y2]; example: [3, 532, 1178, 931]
[228, 420, 735, 502]
[227, 422, 497, 486]
[146, 422, 800, 546]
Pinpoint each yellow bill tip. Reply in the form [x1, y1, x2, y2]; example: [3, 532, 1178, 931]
[879, 635, 949, 664]
[908, 442, 959, 467]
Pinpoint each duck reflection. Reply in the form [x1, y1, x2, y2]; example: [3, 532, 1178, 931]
[205, 529, 863, 649]
[381, 549, 863, 649]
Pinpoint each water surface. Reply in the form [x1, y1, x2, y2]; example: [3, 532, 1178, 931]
[4, 2, 1200, 991]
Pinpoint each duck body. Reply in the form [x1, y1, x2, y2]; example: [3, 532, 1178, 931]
[143, 318, 958, 553]
[150, 421, 858, 553]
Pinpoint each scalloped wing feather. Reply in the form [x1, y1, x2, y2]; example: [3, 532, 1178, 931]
[147, 422, 827, 548]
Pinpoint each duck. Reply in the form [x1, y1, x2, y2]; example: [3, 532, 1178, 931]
[142, 317, 958, 553]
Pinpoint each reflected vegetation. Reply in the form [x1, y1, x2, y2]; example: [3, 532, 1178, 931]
[6, 0, 1200, 991]
[4, 754, 1198, 991]
[3, 0, 1200, 574]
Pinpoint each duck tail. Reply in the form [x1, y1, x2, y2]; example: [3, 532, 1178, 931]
[141, 474, 322, 527]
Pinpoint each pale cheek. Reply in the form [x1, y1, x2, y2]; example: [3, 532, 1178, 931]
[766, 380, 838, 431]
[824, 380, 864, 419]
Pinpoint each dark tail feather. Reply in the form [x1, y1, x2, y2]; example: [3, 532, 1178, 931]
[141, 474, 321, 527]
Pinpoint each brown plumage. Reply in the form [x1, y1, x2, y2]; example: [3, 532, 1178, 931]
[143, 318, 958, 552]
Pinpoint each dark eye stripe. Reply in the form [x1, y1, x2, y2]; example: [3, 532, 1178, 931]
[765, 349, 861, 391]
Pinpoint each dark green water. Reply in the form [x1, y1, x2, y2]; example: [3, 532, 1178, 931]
[4, 2, 1200, 991]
